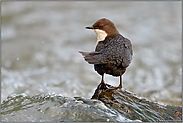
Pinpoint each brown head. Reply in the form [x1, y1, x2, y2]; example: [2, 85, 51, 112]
[86, 18, 119, 42]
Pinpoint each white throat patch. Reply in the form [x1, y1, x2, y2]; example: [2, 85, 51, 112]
[94, 29, 107, 43]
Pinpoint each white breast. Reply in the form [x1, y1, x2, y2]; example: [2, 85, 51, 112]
[94, 29, 107, 43]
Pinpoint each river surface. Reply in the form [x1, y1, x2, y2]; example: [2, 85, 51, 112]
[1, 2, 182, 120]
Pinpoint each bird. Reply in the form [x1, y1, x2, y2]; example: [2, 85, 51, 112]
[79, 18, 133, 88]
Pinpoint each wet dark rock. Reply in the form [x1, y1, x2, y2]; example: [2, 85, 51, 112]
[92, 82, 182, 122]
[1, 84, 182, 122]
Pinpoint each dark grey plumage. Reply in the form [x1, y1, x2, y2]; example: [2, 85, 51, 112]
[79, 18, 133, 88]
[80, 34, 132, 77]
[94, 34, 132, 77]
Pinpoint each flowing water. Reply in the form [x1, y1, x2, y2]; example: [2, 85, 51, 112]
[1, 1, 182, 122]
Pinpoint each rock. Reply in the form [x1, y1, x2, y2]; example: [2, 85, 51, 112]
[91, 82, 182, 122]
[1, 83, 182, 122]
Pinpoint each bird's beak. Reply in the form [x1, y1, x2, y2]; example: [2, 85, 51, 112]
[85, 26, 94, 29]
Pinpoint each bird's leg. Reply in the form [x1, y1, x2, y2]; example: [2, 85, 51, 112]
[101, 73, 105, 84]
[98, 73, 108, 90]
[117, 73, 122, 88]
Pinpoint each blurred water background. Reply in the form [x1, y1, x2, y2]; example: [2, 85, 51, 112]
[1, 1, 182, 107]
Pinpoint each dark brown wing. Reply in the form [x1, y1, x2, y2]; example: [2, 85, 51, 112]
[121, 38, 133, 67]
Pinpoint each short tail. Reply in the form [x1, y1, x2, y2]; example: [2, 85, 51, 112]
[79, 51, 102, 64]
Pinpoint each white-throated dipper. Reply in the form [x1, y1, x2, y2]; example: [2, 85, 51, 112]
[79, 18, 133, 88]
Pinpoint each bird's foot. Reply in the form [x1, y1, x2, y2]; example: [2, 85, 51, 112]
[98, 81, 108, 90]
[116, 84, 122, 89]
[114, 86, 126, 92]
[98, 81, 123, 91]
[109, 85, 123, 90]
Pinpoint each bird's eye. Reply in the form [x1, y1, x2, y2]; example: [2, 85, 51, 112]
[99, 24, 104, 28]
